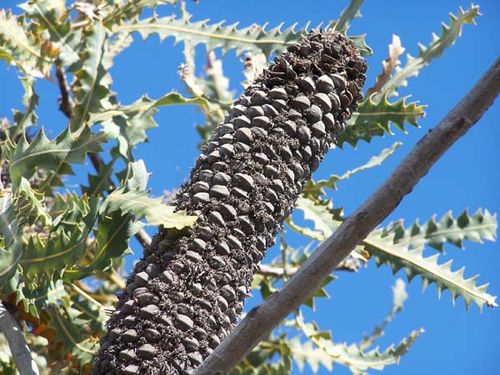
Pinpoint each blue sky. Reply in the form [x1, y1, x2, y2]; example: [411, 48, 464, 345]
[0, 1, 499, 374]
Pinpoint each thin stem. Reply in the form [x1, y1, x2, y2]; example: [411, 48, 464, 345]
[195, 59, 500, 375]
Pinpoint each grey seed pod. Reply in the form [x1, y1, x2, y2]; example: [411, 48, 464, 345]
[252, 116, 271, 129]
[186, 250, 203, 262]
[262, 103, 279, 117]
[132, 287, 147, 298]
[144, 328, 161, 342]
[330, 73, 347, 91]
[264, 165, 278, 178]
[215, 242, 231, 256]
[212, 172, 230, 185]
[247, 105, 265, 118]
[124, 316, 136, 327]
[177, 303, 194, 316]
[300, 145, 313, 161]
[198, 169, 214, 182]
[317, 75, 335, 93]
[232, 187, 249, 199]
[137, 344, 156, 359]
[217, 296, 229, 311]
[297, 125, 312, 144]
[137, 293, 158, 306]
[305, 105, 323, 122]
[192, 181, 210, 193]
[190, 282, 203, 295]
[159, 270, 176, 284]
[232, 104, 247, 115]
[184, 337, 200, 352]
[251, 90, 268, 105]
[227, 235, 243, 250]
[209, 256, 225, 269]
[282, 120, 297, 136]
[188, 352, 203, 366]
[271, 99, 287, 111]
[311, 121, 326, 137]
[234, 173, 254, 191]
[219, 123, 234, 135]
[296, 77, 316, 93]
[134, 272, 149, 287]
[251, 127, 268, 139]
[269, 87, 288, 100]
[175, 314, 194, 331]
[119, 349, 136, 362]
[291, 95, 310, 110]
[210, 185, 230, 199]
[192, 192, 210, 205]
[192, 238, 207, 251]
[220, 285, 236, 302]
[220, 133, 233, 144]
[209, 334, 221, 349]
[220, 204, 238, 220]
[329, 92, 341, 112]
[234, 142, 251, 153]
[95, 30, 367, 375]
[123, 329, 138, 342]
[193, 327, 208, 340]
[139, 304, 159, 319]
[219, 144, 235, 158]
[239, 216, 255, 234]
[313, 93, 332, 112]
[123, 365, 139, 375]
[145, 263, 159, 277]
[234, 128, 253, 144]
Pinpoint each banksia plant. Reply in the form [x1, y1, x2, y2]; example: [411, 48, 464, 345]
[1, 2, 497, 375]
[94, 30, 367, 374]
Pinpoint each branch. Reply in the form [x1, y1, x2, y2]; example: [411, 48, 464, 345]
[0, 303, 40, 375]
[195, 59, 500, 374]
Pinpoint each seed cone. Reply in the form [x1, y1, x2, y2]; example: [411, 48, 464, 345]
[94, 30, 367, 375]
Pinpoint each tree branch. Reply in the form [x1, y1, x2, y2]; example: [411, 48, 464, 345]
[0, 303, 40, 375]
[195, 59, 500, 375]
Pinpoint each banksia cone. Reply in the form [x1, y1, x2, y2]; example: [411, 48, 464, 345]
[94, 30, 366, 375]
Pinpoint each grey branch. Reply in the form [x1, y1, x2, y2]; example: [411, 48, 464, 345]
[195, 59, 500, 374]
[0, 303, 40, 375]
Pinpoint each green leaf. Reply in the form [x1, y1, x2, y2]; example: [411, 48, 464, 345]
[19, 0, 81, 66]
[70, 21, 114, 129]
[12, 76, 38, 132]
[385, 209, 497, 252]
[6, 126, 104, 190]
[90, 92, 214, 159]
[0, 9, 49, 76]
[303, 142, 401, 197]
[105, 189, 197, 229]
[366, 233, 498, 310]
[113, 16, 371, 57]
[17, 177, 52, 226]
[336, 96, 425, 148]
[17, 279, 68, 318]
[292, 196, 498, 310]
[333, 0, 364, 33]
[373, 5, 480, 102]
[102, 0, 177, 27]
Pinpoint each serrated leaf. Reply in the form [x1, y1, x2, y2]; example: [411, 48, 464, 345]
[333, 0, 364, 33]
[373, 5, 480, 101]
[90, 92, 214, 159]
[336, 96, 425, 148]
[366, 234, 497, 310]
[70, 21, 114, 129]
[303, 142, 401, 197]
[19, 0, 81, 66]
[113, 16, 371, 57]
[17, 279, 68, 318]
[105, 189, 197, 229]
[6, 126, 104, 190]
[384, 209, 497, 252]
[292, 196, 498, 310]
[102, 0, 176, 27]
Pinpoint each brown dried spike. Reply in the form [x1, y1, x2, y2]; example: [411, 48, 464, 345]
[93, 30, 366, 375]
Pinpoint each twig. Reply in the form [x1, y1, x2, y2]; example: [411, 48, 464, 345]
[0, 303, 40, 375]
[195, 59, 500, 375]
[55, 64, 75, 119]
[257, 258, 359, 278]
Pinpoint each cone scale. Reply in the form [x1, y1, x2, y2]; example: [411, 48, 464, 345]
[94, 30, 367, 375]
